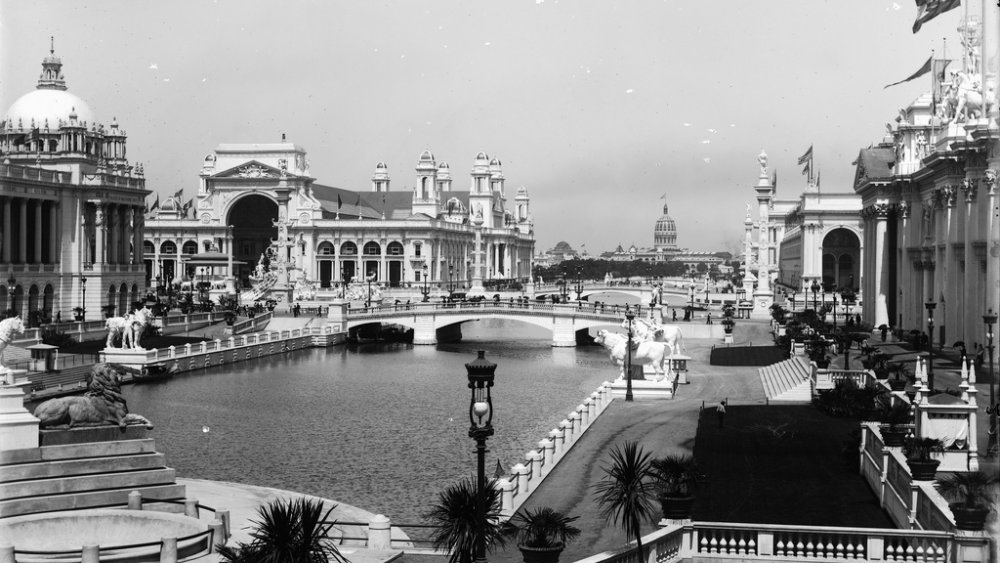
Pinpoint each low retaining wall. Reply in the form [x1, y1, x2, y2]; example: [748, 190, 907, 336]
[497, 381, 614, 516]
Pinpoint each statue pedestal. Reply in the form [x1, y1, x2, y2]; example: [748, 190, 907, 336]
[0, 372, 40, 451]
[609, 365, 675, 399]
[751, 290, 774, 319]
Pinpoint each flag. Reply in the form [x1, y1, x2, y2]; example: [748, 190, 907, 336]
[772, 170, 778, 193]
[797, 145, 813, 165]
[801, 161, 812, 177]
[151, 194, 160, 212]
[182, 198, 193, 216]
[885, 56, 932, 88]
[912, 0, 960, 33]
[173, 188, 183, 201]
[931, 58, 952, 114]
[337, 194, 342, 209]
[659, 193, 666, 200]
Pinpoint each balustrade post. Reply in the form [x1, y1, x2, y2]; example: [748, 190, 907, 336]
[216, 509, 230, 540]
[208, 520, 226, 551]
[866, 536, 884, 561]
[168, 345, 176, 358]
[577, 404, 589, 428]
[591, 391, 602, 414]
[499, 478, 514, 514]
[368, 514, 392, 550]
[0, 545, 13, 563]
[758, 531, 774, 556]
[526, 450, 542, 481]
[602, 381, 612, 405]
[159, 536, 178, 563]
[128, 490, 142, 510]
[81, 545, 99, 563]
[511, 463, 529, 497]
[560, 418, 573, 446]
[538, 438, 554, 474]
[549, 428, 564, 459]
[184, 498, 200, 519]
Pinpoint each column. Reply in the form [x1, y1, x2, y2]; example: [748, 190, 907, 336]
[962, 179, 977, 343]
[943, 186, 958, 342]
[986, 171, 999, 363]
[49, 202, 58, 264]
[94, 204, 106, 264]
[873, 203, 889, 326]
[33, 201, 42, 264]
[19, 198, 27, 263]
[2, 197, 10, 263]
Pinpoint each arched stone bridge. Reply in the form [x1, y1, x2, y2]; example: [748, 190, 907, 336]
[329, 301, 636, 346]
[530, 283, 690, 302]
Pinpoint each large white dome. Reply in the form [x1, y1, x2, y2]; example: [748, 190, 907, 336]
[5, 88, 95, 128]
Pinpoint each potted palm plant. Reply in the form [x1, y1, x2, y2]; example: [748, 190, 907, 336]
[426, 476, 506, 563]
[877, 400, 912, 447]
[216, 496, 348, 563]
[503, 507, 581, 563]
[903, 437, 944, 480]
[935, 471, 999, 531]
[650, 454, 699, 519]
[593, 441, 658, 557]
[72, 306, 85, 321]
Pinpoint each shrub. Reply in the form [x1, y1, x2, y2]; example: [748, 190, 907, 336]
[40, 328, 76, 349]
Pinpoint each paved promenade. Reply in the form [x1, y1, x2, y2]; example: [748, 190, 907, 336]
[490, 321, 772, 563]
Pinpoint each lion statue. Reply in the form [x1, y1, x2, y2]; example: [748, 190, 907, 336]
[33, 363, 152, 429]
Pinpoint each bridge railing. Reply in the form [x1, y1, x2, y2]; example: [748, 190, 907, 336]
[343, 300, 640, 322]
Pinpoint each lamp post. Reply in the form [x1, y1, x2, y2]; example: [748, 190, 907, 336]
[983, 308, 997, 456]
[925, 301, 936, 392]
[366, 272, 375, 308]
[832, 295, 838, 328]
[810, 279, 820, 312]
[80, 275, 87, 321]
[421, 263, 430, 303]
[557, 275, 567, 303]
[624, 305, 635, 402]
[465, 350, 496, 563]
[7, 276, 15, 316]
[448, 262, 455, 300]
[574, 266, 583, 301]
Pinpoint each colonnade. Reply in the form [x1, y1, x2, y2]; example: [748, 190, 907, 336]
[82, 201, 143, 266]
[0, 196, 59, 264]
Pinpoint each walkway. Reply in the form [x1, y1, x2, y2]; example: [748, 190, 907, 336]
[489, 331, 769, 563]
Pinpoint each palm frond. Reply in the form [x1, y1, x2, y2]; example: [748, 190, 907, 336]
[593, 441, 657, 552]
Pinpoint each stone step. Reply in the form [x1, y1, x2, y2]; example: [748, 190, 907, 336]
[0, 483, 187, 518]
[0, 467, 176, 500]
[759, 357, 811, 401]
[1, 438, 157, 465]
[0, 452, 166, 483]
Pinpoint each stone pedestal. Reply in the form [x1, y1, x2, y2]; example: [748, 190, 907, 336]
[752, 290, 774, 319]
[609, 365, 675, 398]
[0, 372, 40, 451]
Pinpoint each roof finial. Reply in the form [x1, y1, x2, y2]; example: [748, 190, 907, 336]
[50, 36, 54, 55]
[281, 132, 286, 142]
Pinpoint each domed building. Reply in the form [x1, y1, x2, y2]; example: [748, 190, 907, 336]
[653, 203, 679, 252]
[603, 198, 681, 262]
[0, 42, 148, 323]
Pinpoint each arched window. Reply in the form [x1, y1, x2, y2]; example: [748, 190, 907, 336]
[119, 283, 129, 316]
[182, 241, 198, 254]
[340, 242, 357, 256]
[43, 285, 54, 316]
[318, 242, 336, 256]
[160, 241, 177, 254]
[143, 240, 155, 254]
[363, 242, 381, 256]
[387, 242, 404, 256]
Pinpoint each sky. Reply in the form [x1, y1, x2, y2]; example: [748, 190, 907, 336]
[0, 0, 975, 256]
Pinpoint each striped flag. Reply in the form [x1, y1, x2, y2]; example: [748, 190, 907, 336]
[797, 145, 813, 165]
[912, 0, 960, 33]
[884, 56, 932, 89]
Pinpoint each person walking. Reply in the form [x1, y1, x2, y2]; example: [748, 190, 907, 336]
[672, 308, 677, 322]
[716, 400, 727, 428]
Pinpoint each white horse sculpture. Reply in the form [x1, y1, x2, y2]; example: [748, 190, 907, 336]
[594, 329, 669, 381]
[105, 307, 154, 349]
[0, 316, 26, 379]
[624, 318, 686, 358]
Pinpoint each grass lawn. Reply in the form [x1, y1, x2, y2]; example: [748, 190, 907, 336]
[692, 405, 894, 528]
[710, 346, 788, 366]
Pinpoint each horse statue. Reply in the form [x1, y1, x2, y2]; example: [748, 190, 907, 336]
[0, 316, 26, 380]
[624, 317, 686, 359]
[944, 70, 992, 123]
[33, 363, 152, 429]
[594, 329, 669, 381]
[105, 306, 154, 349]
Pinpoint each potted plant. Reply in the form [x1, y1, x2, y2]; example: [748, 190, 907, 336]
[650, 454, 699, 520]
[877, 400, 912, 447]
[72, 306, 85, 321]
[593, 441, 658, 556]
[808, 340, 831, 369]
[503, 507, 581, 563]
[722, 317, 735, 334]
[426, 476, 506, 563]
[100, 304, 116, 319]
[886, 363, 908, 391]
[903, 437, 945, 481]
[935, 471, 999, 531]
[216, 497, 348, 563]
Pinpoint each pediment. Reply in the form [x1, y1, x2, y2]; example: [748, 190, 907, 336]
[212, 160, 284, 180]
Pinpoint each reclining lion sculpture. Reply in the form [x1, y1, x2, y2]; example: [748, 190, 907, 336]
[33, 363, 152, 429]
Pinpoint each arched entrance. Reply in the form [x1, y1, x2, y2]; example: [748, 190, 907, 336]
[821, 228, 860, 291]
[228, 195, 278, 288]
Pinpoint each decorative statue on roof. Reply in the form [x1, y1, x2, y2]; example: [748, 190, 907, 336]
[757, 150, 768, 177]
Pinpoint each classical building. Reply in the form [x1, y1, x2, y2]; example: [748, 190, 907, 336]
[744, 151, 863, 300]
[143, 144, 535, 294]
[854, 18, 999, 347]
[0, 44, 148, 323]
[602, 201, 682, 262]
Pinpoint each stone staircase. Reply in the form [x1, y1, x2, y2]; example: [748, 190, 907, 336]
[0, 437, 185, 518]
[759, 356, 813, 403]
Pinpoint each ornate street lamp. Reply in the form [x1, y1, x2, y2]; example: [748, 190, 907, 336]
[810, 279, 820, 311]
[831, 295, 838, 328]
[624, 305, 635, 402]
[925, 301, 936, 392]
[465, 350, 496, 563]
[984, 308, 997, 456]
[574, 266, 584, 301]
[80, 275, 87, 321]
[421, 263, 430, 303]
[7, 276, 16, 316]
[448, 262, 455, 299]
[366, 272, 376, 308]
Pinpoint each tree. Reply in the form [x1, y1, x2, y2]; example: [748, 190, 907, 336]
[695, 262, 708, 274]
[216, 497, 348, 563]
[593, 441, 658, 556]
[426, 476, 506, 563]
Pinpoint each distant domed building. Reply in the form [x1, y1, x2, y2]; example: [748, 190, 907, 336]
[653, 203, 679, 252]
[602, 198, 681, 262]
[0, 42, 148, 322]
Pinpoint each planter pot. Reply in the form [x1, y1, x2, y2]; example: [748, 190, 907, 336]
[815, 360, 830, 369]
[949, 504, 989, 531]
[658, 494, 694, 520]
[518, 545, 565, 563]
[906, 458, 940, 481]
[888, 379, 907, 391]
[881, 428, 907, 447]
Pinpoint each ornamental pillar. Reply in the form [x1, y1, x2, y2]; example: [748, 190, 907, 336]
[872, 203, 890, 327]
[2, 197, 11, 263]
[49, 202, 58, 264]
[19, 198, 27, 263]
[94, 204, 106, 265]
[33, 201, 42, 264]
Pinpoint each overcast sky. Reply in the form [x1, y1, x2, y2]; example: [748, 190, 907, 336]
[0, 1, 972, 255]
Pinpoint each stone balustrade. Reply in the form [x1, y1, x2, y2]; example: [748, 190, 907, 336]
[497, 381, 613, 516]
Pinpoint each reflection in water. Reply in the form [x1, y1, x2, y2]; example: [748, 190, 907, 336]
[123, 320, 613, 523]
